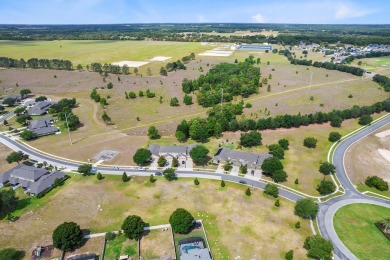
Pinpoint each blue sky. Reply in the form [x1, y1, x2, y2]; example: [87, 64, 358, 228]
[0, 0, 388, 24]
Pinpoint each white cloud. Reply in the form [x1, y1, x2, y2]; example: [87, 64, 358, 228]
[335, 3, 378, 20]
[251, 13, 265, 23]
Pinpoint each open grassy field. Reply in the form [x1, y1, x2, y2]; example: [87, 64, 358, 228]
[0, 40, 213, 75]
[345, 123, 390, 197]
[0, 175, 311, 259]
[334, 204, 390, 260]
[352, 57, 390, 75]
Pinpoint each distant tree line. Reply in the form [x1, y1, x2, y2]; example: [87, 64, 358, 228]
[290, 59, 364, 76]
[0, 57, 73, 70]
[1, 24, 389, 45]
[344, 51, 390, 64]
[182, 58, 260, 107]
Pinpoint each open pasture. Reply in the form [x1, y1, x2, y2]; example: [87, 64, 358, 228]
[0, 175, 311, 260]
[352, 57, 390, 75]
[0, 40, 213, 74]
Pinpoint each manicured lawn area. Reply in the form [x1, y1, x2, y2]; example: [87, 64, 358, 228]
[334, 203, 390, 259]
[104, 234, 137, 259]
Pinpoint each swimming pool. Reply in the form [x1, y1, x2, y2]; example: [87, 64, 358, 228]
[182, 245, 201, 253]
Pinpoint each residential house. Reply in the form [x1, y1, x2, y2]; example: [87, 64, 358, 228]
[0, 164, 65, 196]
[0, 94, 22, 105]
[28, 117, 59, 136]
[148, 144, 196, 165]
[26, 101, 53, 116]
[213, 147, 272, 168]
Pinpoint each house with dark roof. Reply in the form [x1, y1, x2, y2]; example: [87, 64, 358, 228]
[0, 94, 22, 105]
[28, 117, 59, 136]
[26, 101, 53, 115]
[0, 164, 65, 196]
[213, 147, 272, 168]
[148, 144, 197, 162]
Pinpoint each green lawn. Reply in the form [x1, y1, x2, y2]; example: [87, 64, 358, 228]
[0, 40, 212, 74]
[104, 234, 137, 259]
[334, 203, 390, 260]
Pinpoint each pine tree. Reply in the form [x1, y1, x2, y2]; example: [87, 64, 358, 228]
[221, 180, 226, 187]
[245, 187, 251, 196]
[194, 178, 200, 186]
[275, 199, 280, 207]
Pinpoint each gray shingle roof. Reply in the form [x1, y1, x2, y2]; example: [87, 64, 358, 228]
[27, 101, 52, 115]
[159, 145, 187, 154]
[148, 144, 198, 157]
[28, 171, 65, 195]
[10, 165, 49, 182]
[28, 117, 59, 136]
[1, 164, 65, 195]
[214, 148, 272, 166]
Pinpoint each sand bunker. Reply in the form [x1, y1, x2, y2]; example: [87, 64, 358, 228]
[112, 61, 149, 67]
[375, 130, 390, 138]
[150, 56, 172, 62]
[199, 50, 233, 57]
[378, 149, 390, 162]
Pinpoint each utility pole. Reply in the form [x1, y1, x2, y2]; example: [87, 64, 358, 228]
[65, 113, 73, 145]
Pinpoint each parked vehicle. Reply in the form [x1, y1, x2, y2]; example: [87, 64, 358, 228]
[155, 172, 162, 176]
[239, 180, 247, 184]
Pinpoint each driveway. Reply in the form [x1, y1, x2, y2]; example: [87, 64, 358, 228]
[230, 166, 239, 176]
[150, 157, 158, 170]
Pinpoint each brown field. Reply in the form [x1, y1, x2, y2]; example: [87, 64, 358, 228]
[0, 143, 17, 173]
[0, 176, 311, 260]
[140, 228, 175, 259]
[345, 124, 390, 196]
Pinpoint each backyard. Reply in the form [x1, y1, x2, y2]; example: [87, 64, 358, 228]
[0, 175, 312, 259]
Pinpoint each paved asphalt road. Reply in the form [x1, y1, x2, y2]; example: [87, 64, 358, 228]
[2, 115, 390, 259]
[317, 114, 390, 260]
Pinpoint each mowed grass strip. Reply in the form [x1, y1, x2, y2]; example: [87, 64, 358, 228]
[334, 203, 390, 259]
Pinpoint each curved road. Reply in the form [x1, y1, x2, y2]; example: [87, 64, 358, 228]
[317, 114, 390, 260]
[1, 115, 390, 259]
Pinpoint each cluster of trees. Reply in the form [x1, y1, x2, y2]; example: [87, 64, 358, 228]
[175, 103, 243, 142]
[290, 59, 364, 76]
[182, 61, 260, 107]
[90, 88, 108, 107]
[90, 62, 126, 74]
[165, 60, 186, 72]
[0, 189, 18, 218]
[365, 176, 389, 191]
[0, 57, 73, 70]
[373, 74, 390, 92]
[177, 99, 390, 143]
[48, 98, 81, 131]
[261, 157, 287, 182]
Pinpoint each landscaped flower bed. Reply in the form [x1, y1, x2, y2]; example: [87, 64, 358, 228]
[375, 222, 390, 240]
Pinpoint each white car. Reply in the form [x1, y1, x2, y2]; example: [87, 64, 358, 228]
[137, 167, 147, 171]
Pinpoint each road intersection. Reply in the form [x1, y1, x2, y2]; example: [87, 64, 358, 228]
[1, 114, 390, 259]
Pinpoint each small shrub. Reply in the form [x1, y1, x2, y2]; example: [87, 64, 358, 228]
[303, 137, 317, 148]
[194, 178, 200, 186]
[295, 221, 301, 229]
[245, 187, 251, 196]
[285, 250, 294, 260]
[328, 132, 342, 142]
[274, 199, 280, 207]
[365, 176, 389, 191]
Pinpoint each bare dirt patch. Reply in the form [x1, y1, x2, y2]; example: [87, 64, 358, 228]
[112, 61, 150, 67]
[346, 125, 390, 184]
[141, 228, 175, 259]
